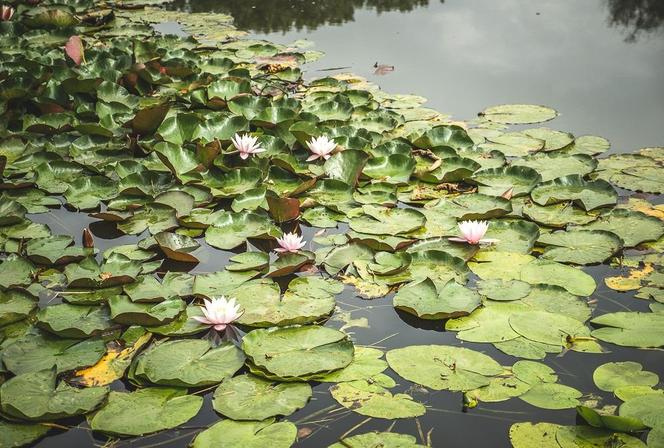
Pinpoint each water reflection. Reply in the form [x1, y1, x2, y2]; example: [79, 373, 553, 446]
[606, 0, 664, 41]
[170, 0, 435, 33]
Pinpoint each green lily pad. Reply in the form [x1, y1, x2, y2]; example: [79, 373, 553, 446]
[1, 333, 105, 375]
[37, 304, 112, 339]
[593, 361, 659, 392]
[328, 432, 425, 448]
[205, 211, 278, 250]
[538, 230, 623, 265]
[519, 383, 582, 409]
[565, 135, 611, 156]
[88, 387, 203, 436]
[469, 252, 596, 296]
[522, 202, 598, 228]
[577, 406, 647, 432]
[242, 325, 354, 380]
[477, 279, 531, 301]
[386, 345, 503, 391]
[236, 277, 340, 327]
[0, 289, 37, 328]
[123, 272, 194, 303]
[509, 422, 561, 448]
[191, 419, 297, 448]
[480, 104, 558, 125]
[349, 205, 425, 236]
[509, 310, 588, 346]
[0, 368, 108, 421]
[472, 166, 541, 197]
[513, 152, 596, 182]
[582, 209, 664, 247]
[311, 347, 388, 383]
[109, 295, 186, 327]
[555, 425, 647, 448]
[212, 374, 311, 420]
[620, 394, 664, 429]
[394, 278, 480, 320]
[330, 380, 426, 419]
[0, 420, 50, 448]
[591, 312, 664, 348]
[530, 175, 617, 211]
[131, 339, 244, 387]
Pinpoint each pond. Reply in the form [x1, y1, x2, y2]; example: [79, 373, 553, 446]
[0, 1, 663, 448]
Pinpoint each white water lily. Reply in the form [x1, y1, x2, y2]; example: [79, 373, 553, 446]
[306, 136, 336, 161]
[275, 231, 306, 253]
[192, 296, 243, 331]
[448, 220, 499, 245]
[231, 133, 265, 160]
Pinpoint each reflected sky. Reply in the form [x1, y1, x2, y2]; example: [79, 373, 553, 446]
[230, 0, 664, 155]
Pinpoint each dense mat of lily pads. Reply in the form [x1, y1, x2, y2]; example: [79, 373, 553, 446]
[1, 1, 664, 447]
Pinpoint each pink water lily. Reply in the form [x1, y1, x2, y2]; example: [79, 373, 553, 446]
[449, 220, 499, 245]
[232, 133, 265, 160]
[1, 5, 15, 21]
[192, 296, 243, 331]
[306, 136, 336, 161]
[275, 232, 306, 253]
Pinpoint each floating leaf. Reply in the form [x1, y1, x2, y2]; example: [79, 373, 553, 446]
[191, 419, 296, 448]
[0, 368, 108, 421]
[538, 230, 622, 265]
[394, 278, 480, 320]
[242, 326, 354, 380]
[591, 312, 664, 348]
[131, 339, 244, 387]
[593, 361, 659, 392]
[212, 374, 311, 420]
[386, 345, 503, 391]
[480, 104, 558, 125]
[88, 388, 203, 436]
[330, 380, 426, 419]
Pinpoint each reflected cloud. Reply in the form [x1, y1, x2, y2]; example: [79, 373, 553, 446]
[606, 0, 664, 41]
[170, 0, 436, 33]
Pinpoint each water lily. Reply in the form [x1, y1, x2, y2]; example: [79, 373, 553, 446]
[192, 296, 243, 331]
[275, 232, 306, 253]
[306, 136, 336, 161]
[449, 220, 499, 245]
[1, 5, 15, 21]
[231, 133, 265, 160]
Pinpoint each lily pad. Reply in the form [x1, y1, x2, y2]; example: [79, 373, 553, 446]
[472, 166, 541, 197]
[386, 345, 503, 391]
[0, 368, 108, 421]
[37, 304, 113, 339]
[88, 387, 203, 436]
[480, 104, 558, 125]
[530, 175, 617, 211]
[591, 312, 664, 348]
[330, 380, 426, 419]
[593, 361, 659, 392]
[393, 278, 481, 320]
[242, 325, 354, 379]
[212, 374, 311, 420]
[538, 230, 623, 265]
[191, 419, 297, 448]
[328, 432, 425, 448]
[236, 277, 340, 327]
[519, 383, 582, 409]
[582, 209, 664, 247]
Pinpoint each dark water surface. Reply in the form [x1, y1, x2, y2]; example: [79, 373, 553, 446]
[35, 1, 664, 447]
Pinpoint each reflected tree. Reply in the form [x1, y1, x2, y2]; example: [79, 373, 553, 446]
[169, 0, 437, 33]
[605, 0, 664, 41]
